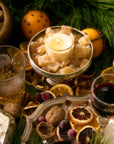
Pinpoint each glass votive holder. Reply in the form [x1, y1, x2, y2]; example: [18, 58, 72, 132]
[0, 45, 26, 105]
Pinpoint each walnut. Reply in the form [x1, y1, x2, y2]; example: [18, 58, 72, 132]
[45, 105, 65, 126]
[3, 103, 22, 118]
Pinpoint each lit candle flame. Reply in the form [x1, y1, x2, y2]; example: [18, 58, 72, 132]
[56, 38, 60, 43]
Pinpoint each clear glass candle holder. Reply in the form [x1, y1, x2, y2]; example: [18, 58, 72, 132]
[0, 45, 26, 105]
[28, 26, 93, 85]
[45, 32, 74, 63]
[91, 73, 114, 116]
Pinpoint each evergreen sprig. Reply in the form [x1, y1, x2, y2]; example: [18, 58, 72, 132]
[3, 0, 114, 48]
[12, 113, 26, 144]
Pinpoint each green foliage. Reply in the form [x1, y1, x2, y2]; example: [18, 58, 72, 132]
[2, 0, 114, 51]
[25, 81, 39, 97]
[2, 0, 114, 47]
[12, 114, 26, 144]
[89, 130, 111, 144]
[27, 129, 42, 144]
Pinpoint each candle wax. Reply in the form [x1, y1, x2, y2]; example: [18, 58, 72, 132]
[48, 37, 67, 50]
[47, 33, 72, 51]
[45, 32, 74, 63]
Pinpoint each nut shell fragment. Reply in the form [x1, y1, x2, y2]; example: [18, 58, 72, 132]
[36, 122, 55, 140]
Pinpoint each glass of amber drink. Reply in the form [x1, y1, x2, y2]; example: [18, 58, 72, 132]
[0, 45, 26, 105]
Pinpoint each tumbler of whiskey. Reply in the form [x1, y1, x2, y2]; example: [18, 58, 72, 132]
[0, 45, 26, 105]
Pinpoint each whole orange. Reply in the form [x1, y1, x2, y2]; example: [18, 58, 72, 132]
[81, 28, 105, 58]
[21, 10, 50, 39]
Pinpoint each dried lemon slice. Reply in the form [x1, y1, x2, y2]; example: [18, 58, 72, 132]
[50, 84, 74, 97]
[100, 67, 114, 81]
[22, 51, 32, 71]
[101, 67, 114, 75]
[68, 106, 93, 125]
[70, 111, 100, 132]
[75, 86, 91, 96]
[19, 41, 29, 51]
[76, 125, 96, 144]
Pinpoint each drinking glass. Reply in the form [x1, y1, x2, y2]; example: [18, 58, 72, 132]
[91, 73, 114, 117]
[0, 45, 26, 105]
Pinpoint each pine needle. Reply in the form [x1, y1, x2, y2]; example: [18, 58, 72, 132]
[12, 114, 26, 144]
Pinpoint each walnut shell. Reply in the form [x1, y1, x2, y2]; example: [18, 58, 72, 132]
[3, 103, 22, 118]
[36, 122, 55, 140]
[45, 105, 65, 126]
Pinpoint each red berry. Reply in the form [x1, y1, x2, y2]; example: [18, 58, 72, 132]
[41, 92, 51, 101]
[35, 93, 42, 102]
[67, 129, 77, 140]
[65, 79, 74, 87]
[59, 120, 68, 130]
[37, 116, 46, 123]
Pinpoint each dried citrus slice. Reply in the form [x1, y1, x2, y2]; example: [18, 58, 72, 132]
[100, 67, 114, 81]
[101, 67, 114, 75]
[56, 121, 71, 141]
[79, 73, 95, 80]
[50, 84, 74, 97]
[75, 86, 91, 96]
[76, 125, 96, 144]
[22, 51, 32, 71]
[19, 41, 29, 51]
[70, 111, 100, 132]
[23, 101, 40, 116]
[68, 106, 93, 125]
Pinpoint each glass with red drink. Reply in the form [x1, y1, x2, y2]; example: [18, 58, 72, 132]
[91, 74, 114, 116]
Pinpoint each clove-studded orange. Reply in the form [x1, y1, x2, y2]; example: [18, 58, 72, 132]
[81, 28, 105, 58]
[21, 10, 50, 39]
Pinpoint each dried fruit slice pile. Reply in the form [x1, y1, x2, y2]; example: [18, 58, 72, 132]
[68, 106, 100, 143]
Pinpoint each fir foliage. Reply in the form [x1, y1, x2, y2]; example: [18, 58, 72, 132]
[2, 0, 114, 49]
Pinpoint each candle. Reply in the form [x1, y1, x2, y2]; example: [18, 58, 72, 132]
[45, 33, 74, 63]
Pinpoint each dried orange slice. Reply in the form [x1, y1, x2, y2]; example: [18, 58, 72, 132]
[68, 106, 93, 125]
[70, 111, 100, 132]
[101, 67, 114, 75]
[79, 73, 95, 80]
[50, 84, 74, 97]
[22, 51, 32, 71]
[19, 41, 29, 51]
[100, 67, 114, 81]
[76, 125, 96, 144]
[56, 121, 71, 141]
[75, 86, 91, 96]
